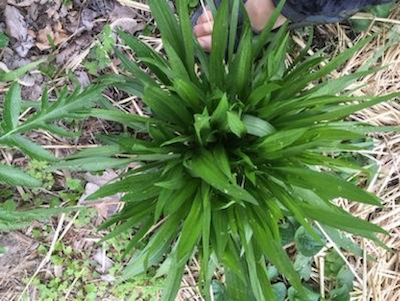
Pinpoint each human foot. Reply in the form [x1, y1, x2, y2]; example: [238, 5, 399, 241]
[193, 0, 287, 52]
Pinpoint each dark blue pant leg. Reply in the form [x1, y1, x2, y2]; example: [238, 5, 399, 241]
[273, 0, 393, 26]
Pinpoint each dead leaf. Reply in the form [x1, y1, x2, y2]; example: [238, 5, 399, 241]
[93, 249, 114, 273]
[5, 5, 36, 57]
[75, 70, 91, 88]
[45, 0, 61, 18]
[0, 62, 10, 73]
[21, 72, 44, 99]
[7, 0, 36, 7]
[27, 2, 39, 21]
[36, 22, 69, 51]
[54, 265, 63, 278]
[5, 5, 28, 41]
[80, 171, 121, 219]
[20, 74, 36, 87]
[15, 38, 35, 57]
[53, 22, 69, 44]
[36, 25, 53, 50]
[84, 170, 118, 187]
[111, 18, 145, 34]
[100, 274, 115, 283]
[110, 5, 138, 20]
[27, 29, 36, 38]
[81, 8, 98, 31]
[88, 0, 114, 15]
[56, 42, 80, 65]
[110, 5, 144, 34]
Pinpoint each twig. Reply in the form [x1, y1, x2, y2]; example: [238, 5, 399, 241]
[116, 0, 150, 11]
[64, 276, 80, 299]
[351, 14, 400, 25]
[363, 239, 368, 301]
[319, 257, 325, 299]
[57, 211, 80, 243]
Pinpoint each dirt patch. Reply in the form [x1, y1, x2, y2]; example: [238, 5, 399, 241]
[0, 0, 144, 101]
[0, 232, 39, 300]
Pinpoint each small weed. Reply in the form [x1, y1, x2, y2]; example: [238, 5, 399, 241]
[27, 160, 55, 191]
[74, 207, 97, 226]
[39, 61, 58, 79]
[31, 226, 162, 301]
[0, 187, 14, 201]
[0, 33, 9, 49]
[59, 177, 85, 204]
[84, 25, 115, 76]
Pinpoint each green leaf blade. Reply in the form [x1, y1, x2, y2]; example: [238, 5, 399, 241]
[4, 82, 21, 131]
[209, 0, 229, 89]
[0, 164, 42, 187]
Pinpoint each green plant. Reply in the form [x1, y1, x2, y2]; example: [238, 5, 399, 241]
[351, 0, 396, 32]
[0, 69, 103, 241]
[27, 160, 55, 190]
[53, 0, 398, 300]
[84, 25, 115, 76]
[0, 59, 45, 82]
[0, 200, 72, 231]
[0, 82, 102, 187]
[0, 33, 9, 49]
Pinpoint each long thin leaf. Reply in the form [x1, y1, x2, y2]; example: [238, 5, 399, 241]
[273, 167, 382, 206]
[0, 59, 45, 81]
[250, 217, 305, 298]
[176, 191, 203, 261]
[114, 48, 156, 86]
[276, 37, 372, 100]
[0, 164, 41, 187]
[3, 82, 21, 131]
[119, 31, 171, 84]
[253, 0, 287, 58]
[144, 86, 192, 127]
[177, 0, 195, 79]
[149, 0, 184, 58]
[5, 134, 57, 161]
[192, 150, 258, 205]
[278, 92, 400, 128]
[300, 203, 387, 235]
[50, 157, 134, 172]
[230, 26, 252, 97]
[209, 0, 229, 89]
[243, 115, 276, 137]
